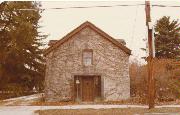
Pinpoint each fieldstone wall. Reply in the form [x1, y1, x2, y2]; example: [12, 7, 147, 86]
[45, 27, 130, 102]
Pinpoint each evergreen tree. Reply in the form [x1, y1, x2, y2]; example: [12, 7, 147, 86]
[0, 1, 46, 91]
[155, 16, 180, 59]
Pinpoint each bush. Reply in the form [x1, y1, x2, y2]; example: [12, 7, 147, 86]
[130, 58, 180, 103]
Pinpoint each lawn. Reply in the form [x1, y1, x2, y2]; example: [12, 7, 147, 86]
[37, 108, 180, 115]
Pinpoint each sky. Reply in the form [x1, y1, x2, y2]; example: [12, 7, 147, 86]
[39, 1, 180, 64]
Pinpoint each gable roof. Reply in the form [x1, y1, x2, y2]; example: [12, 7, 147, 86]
[44, 21, 131, 55]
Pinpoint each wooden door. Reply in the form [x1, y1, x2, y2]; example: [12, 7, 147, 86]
[82, 77, 94, 102]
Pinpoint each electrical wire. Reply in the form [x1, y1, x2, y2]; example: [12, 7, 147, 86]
[5, 4, 180, 11]
[152, 4, 180, 7]
[130, 5, 138, 49]
[18, 4, 145, 11]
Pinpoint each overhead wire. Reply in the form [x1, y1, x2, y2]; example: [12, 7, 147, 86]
[17, 4, 145, 11]
[4, 4, 180, 11]
[130, 5, 138, 50]
[130, 5, 145, 62]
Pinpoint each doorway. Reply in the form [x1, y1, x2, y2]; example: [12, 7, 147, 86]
[82, 77, 94, 101]
[74, 75, 101, 102]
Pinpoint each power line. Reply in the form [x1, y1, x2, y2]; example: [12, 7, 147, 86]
[15, 4, 144, 11]
[152, 4, 180, 7]
[6, 4, 180, 11]
[130, 5, 138, 49]
[49, 4, 144, 9]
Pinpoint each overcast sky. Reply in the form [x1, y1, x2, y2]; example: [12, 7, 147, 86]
[39, 1, 180, 64]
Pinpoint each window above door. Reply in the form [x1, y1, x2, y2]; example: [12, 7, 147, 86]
[83, 49, 93, 66]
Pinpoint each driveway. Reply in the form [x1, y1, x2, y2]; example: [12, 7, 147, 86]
[1, 93, 42, 106]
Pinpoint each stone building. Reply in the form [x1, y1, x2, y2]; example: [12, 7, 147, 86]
[44, 21, 131, 102]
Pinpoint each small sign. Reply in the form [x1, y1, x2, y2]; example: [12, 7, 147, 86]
[76, 79, 80, 84]
[152, 27, 155, 58]
[145, 26, 156, 58]
[33, 86, 37, 92]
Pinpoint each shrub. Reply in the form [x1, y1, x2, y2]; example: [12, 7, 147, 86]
[130, 58, 180, 103]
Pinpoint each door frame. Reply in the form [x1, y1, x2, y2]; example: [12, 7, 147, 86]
[74, 75, 101, 102]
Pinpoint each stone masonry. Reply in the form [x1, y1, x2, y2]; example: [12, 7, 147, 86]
[45, 25, 130, 102]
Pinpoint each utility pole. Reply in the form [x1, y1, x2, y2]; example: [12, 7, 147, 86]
[145, 1, 155, 109]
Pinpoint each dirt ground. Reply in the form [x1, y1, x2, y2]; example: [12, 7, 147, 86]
[37, 108, 180, 115]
